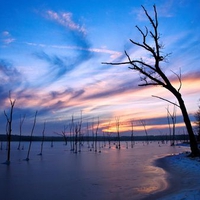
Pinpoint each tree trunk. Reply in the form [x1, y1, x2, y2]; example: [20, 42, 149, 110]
[177, 95, 199, 156]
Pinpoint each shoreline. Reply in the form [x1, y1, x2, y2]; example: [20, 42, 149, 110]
[143, 152, 200, 200]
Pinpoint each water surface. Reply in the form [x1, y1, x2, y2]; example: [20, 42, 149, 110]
[0, 141, 189, 200]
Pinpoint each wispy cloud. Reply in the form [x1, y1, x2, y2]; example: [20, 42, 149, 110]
[45, 10, 86, 35]
[0, 59, 23, 105]
[2, 31, 10, 36]
[84, 79, 138, 100]
[0, 59, 22, 85]
[131, 1, 175, 22]
[32, 48, 92, 84]
[25, 42, 122, 59]
[33, 51, 72, 79]
[1, 31, 15, 45]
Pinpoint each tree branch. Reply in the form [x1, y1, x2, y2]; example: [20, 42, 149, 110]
[152, 95, 180, 107]
[171, 69, 182, 92]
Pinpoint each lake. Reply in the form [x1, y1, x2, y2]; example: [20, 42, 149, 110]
[0, 141, 189, 200]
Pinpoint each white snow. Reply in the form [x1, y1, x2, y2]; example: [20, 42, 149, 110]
[157, 149, 200, 200]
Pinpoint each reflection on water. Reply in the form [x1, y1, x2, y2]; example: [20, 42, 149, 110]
[0, 141, 189, 200]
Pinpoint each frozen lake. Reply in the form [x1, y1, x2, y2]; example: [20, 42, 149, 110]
[0, 141, 189, 200]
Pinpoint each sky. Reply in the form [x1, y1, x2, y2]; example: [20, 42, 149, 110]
[0, 0, 200, 137]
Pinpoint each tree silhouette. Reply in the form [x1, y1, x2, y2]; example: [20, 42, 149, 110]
[166, 105, 176, 146]
[194, 101, 200, 141]
[103, 5, 199, 156]
[18, 114, 26, 150]
[25, 111, 38, 161]
[4, 91, 16, 164]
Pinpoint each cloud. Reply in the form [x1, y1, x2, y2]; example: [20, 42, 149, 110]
[30, 10, 97, 84]
[0, 59, 22, 86]
[130, 1, 176, 23]
[3, 38, 15, 44]
[25, 42, 122, 59]
[0, 59, 23, 106]
[1, 31, 15, 45]
[43, 9, 89, 47]
[45, 10, 86, 34]
[34, 51, 72, 78]
[49, 88, 85, 102]
[15, 87, 85, 116]
[2, 31, 10, 36]
[84, 79, 139, 100]
[33, 49, 92, 83]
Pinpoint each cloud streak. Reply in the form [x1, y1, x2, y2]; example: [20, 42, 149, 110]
[26, 42, 122, 59]
[45, 10, 86, 34]
[1, 31, 15, 45]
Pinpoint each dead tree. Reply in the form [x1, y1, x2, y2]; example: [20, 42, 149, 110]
[38, 121, 46, 156]
[194, 101, 200, 141]
[103, 5, 199, 156]
[54, 125, 68, 145]
[18, 114, 26, 150]
[166, 105, 176, 146]
[86, 121, 90, 149]
[94, 117, 100, 152]
[115, 117, 121, 149]
[78, 112, 83, 153]
[4, 92, 16, 165]
[130, 120, 135, 147]
[69, 115, 74, 151]
[140, 120, 149, 145]
[74, 124, 79, 153]
[25, 111, 38, 161]
[107, 121, 112, 148]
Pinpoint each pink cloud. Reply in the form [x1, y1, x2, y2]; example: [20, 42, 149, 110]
[1, 31, 15, 44]
[3, 38, 15, 44]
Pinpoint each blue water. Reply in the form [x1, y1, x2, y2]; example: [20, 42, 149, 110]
[0, 141, 189, 200]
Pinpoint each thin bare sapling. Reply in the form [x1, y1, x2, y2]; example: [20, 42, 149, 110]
[140, 120, 149, 145]
[3, 92, 16, 165]
[166, 105, 177, 146]
[38, 121, 46, 156]
[25, 111, 38, 161]
[130, 120, 135, 148]
[115, 117, 121, 149]
[18, 114, 26, 150]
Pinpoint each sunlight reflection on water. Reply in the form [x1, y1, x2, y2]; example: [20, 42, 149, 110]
[0, 141, 189, 200]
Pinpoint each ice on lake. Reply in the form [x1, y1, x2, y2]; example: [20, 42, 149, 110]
[0, 141, 189, 200]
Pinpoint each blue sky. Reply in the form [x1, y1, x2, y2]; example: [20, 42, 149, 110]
[0, 0, 200, 137]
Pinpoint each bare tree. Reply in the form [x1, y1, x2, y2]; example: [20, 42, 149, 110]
[107, 121, 112, 149]
[86, 121, 91, 149]
[74, 123, 79, 153]
[166, 105, 176, 146]
[94, 117, 100, 152]
[38, 121, 46, 156]
[73, 113, 83, 153]
[115, 117, 121, 149]
[4, 91, 16, 164]
[140, 120, 149, 145]
[130, 120, 135, 148]
[194, 100, 200, 141]
[54, 125, 68, 146]
[69, 115, 75, 151]
[18, 114, 26, 150]
[25, 111, 38, 161]
[103, 5, 199, 156]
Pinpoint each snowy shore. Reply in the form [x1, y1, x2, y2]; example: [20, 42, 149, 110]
[146, 150, 200, 200]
